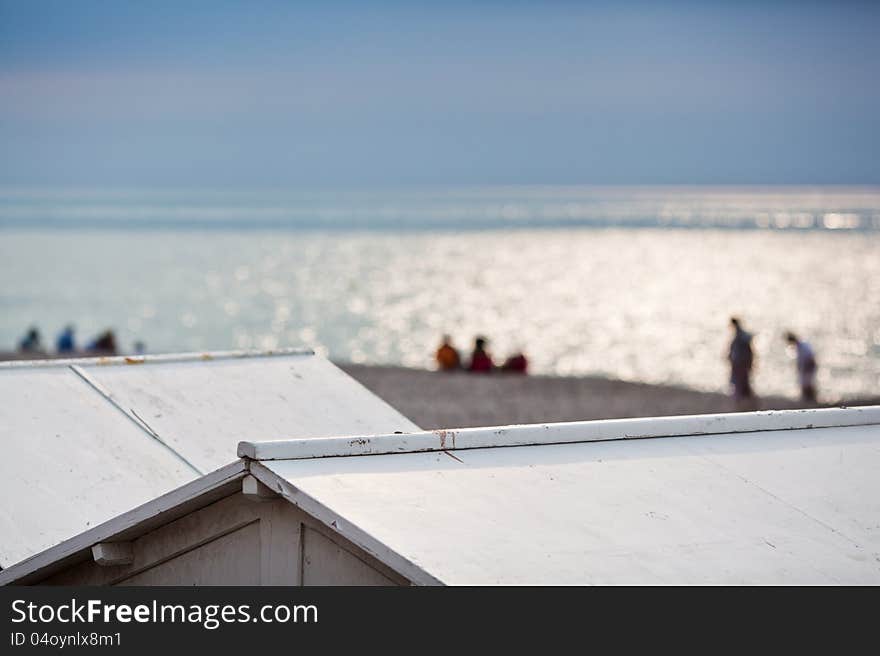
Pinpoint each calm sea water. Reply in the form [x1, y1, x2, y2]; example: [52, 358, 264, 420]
[1, 186, 878, 399]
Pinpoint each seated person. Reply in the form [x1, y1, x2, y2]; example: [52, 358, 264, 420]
[435, 335, 461, 371]
[56, 325, 76, 353]
[18, 326, 44, 353]
[87, 329, 118, 355]
[468, 336, 494, 373]
[501, 352, 528, 374]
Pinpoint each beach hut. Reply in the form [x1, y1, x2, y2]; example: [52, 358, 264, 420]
[2, 405, 878, 585]
[0, 350, 419, 570]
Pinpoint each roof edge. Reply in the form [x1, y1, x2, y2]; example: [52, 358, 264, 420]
[238, 405, 880, 461]
[248, 462, 444, 586]
[0, 461, 248, 585]
[0, 347, 315, 370]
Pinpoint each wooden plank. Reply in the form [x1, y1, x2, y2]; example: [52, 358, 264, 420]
[258, 422, 880, 585]
[79, 351, 420, 472]
[239, 405, 880, 461]
[0, 367, 198, 568]
[0, 348, 315, 370]
[249, 462, 442, 586]
[302, 527, 397, 586]
[0, 461, 247, 585]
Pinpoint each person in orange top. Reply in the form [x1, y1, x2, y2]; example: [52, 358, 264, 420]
[435, 334, 461, 371]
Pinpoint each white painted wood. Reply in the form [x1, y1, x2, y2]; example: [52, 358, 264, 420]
[116, 523, 262, 586]
[8, 397, 878, 586]
[258, 422, 880, 584]
[0, 349, 416, 570]
[242, 474, 277, 500]
[249, 462, 443, 586]
[92, 542, 134, 566]
[0, 367, 198, 568]
[239, 405, 880, 461]
[22, 487, 408, 586]
[79, 350, 419, 472]
[0, 348, 314, 370]
[302, 526, 397, 586]
[258, 501, 302, 585]
[0, 461, 247, 585]
[42, 494, 273, 585]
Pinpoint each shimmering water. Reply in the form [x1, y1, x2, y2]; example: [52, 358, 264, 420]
[1, 187, 878, 399]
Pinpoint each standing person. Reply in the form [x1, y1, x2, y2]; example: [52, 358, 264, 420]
[56, 324, 76, 353]
[728, 317, 755, 406]
[468, 336, 494, 373]
[435, 335, 461, 371]
[786, 332, 818, 402]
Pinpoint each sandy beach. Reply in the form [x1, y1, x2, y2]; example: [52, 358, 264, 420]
[340, 363, 879, 430]
[2, 350, 875, 429]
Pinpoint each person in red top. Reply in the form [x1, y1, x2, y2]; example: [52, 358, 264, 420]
[468, 336, 494, 373]
[501, 351, 528, 374]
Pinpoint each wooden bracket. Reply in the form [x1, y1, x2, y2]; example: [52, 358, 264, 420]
[242, 474, 277, 501]
[92, 542, 134, 566]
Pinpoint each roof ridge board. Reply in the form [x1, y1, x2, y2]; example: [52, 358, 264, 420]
[239, 405, 880, 462]
[0, 347, 316, 369]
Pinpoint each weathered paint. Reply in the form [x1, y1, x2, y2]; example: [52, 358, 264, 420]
[0, 348, 313, 369]
[0, 462, 247, 585]
[77, 350, 419, 472]
[0, 366, 197, 568]
[91, 542, 134, 566]
[3, 486, 409, 586]
[257, 419, 880, 584]
[6, 405, 879, 585]
[238, 405, 880, 461]
[0, 349, 418, 569]
[248, 461, 442, 586]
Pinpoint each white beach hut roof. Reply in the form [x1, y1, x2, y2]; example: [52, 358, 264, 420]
[0, 349, 418, 568]
[2, 405, 878, 585]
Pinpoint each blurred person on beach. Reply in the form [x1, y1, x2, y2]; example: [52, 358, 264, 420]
[87, 329, 118, 355]
[501, 350, 528, 374]
[56, 324, 76, 353]
[786, 332, 818, 402]
[728, 317, 755, 407]
[435, 335, 461, 371]
[134, 341, 147, 355]
[468, 336, 495, 373]
[18, 326, 44, 353]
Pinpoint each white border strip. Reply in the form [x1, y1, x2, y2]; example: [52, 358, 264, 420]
[239, 405, 880, 461]
[0, 347, 315, 370]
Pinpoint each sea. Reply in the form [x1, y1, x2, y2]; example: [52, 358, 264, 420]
[1, 185, 878, 400]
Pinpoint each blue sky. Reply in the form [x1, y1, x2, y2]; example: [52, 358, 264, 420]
[1, 1, 879, 187]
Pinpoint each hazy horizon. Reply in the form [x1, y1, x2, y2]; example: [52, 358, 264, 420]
[2, 1, 879, 187]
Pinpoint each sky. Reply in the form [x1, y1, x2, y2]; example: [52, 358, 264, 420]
[1, 1, 879, 187]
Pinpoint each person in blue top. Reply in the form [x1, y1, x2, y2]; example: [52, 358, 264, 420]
[56, 324, 76, 353]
